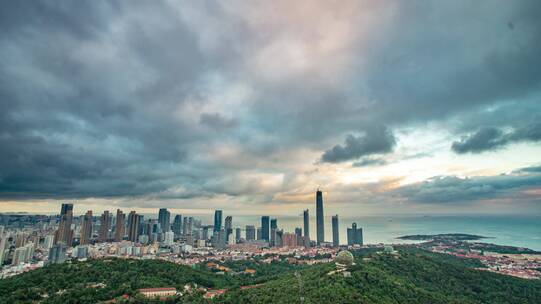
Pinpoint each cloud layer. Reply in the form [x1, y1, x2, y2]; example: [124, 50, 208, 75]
[0, 1, 540, 214]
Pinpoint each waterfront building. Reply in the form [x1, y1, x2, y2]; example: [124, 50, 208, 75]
[303, 209, 310, 247]
[316, 190, 324, 245]
[347, 223, 363, 246]
[332, 215, 339, 247]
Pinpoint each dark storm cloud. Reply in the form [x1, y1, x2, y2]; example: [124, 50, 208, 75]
[393, 166, 541, 204]
[0, 1, 207, 199]
[452, 122, 541, 153]
[451, 127, 506, 153]
[321, 127, 396, 163]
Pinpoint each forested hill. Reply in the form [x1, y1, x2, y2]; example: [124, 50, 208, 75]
[217, 248, 541, 304]
[1, 248, 540, 304]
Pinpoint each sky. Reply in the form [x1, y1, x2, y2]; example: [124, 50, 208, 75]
[1, 1, 540, 216]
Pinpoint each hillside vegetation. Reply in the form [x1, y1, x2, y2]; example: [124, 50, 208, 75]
[1, 248, 539, 304]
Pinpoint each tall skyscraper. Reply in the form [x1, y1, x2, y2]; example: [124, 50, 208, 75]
[172, 215, 182, 236]
[225, 216, 233, 242]
[235, 228, 241, 242]
[80, 210, 93, 245]
[0, 234, 7, 266]
[114, 209, 125, 242]
[347, 222, 363, 246]
[316, 189, 324, 245]
[261, 216, 270, 241]
[55, 203, 74, 246]
[246, 225, 256, 241]
[332, 215, 339, 247]
[270, 218, 278, 246]
[303, 209, 310, 247]
[60, 203, 73, 216]
[214, 210, 223, 232]
[127, 211, 140, 242]
[158, 208, 171, 232]
[98, 211, 110, 243]
[294, 227, 303, 246]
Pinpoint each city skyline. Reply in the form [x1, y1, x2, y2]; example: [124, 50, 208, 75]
[0, 1, 540, 216]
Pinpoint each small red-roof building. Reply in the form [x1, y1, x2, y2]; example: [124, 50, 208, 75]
[203, 288, 227, 299]
[138, 287, 177, 298]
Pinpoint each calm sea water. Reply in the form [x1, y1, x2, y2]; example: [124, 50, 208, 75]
[179, 214, 541, 251]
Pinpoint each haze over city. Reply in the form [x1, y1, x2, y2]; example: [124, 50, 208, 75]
[1, 1, 540, 216]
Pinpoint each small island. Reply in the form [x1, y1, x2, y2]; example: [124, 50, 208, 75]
[397, 233, 488, 241]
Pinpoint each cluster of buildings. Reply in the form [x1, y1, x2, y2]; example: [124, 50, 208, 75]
[0, 190, 365, 278]
[427, 244, 541, 279]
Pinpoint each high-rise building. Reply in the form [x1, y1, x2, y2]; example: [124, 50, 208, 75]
[61, 203, 73, 217]
[332, 215, 339, 247]
[347, 222, 363, 246]
[0, 234, 8, 269]
[295, 227, 303, 246]
[246, 225, 256, 241]
[12, 243, 34, 265]
[270, 218, 278, 246]
[172, 215, 182, 236]
[43, 234, 54, 250]
[235, 228, 241, 242]
[80, 210, 93, 245]
[55, 203, 74, 246]
[0, 235, 8, 265]
[282, 232, 298, 247]
[163, 231, 174, 246]
[202, 226, 210, 240]
[185, 217, 193, 236]
[214, 210, 223, 232]
[255, 227, 263, 241]
[303, 209, 310, 247]
[98, 211, 111, 243]
[114, 209, 125, 242]
[316, 190, 324, 245]
[48, 244, 67, 264]
[225, 216, 233, 242]
[127, 211, 140, 242]
[275, 229, 283, 247]
[261, 216, 270, 241]
[158, 208, 171, 232]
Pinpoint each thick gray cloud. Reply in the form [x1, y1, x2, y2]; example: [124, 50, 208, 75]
[321, 127, 396, 163]
[393, 166, 541, 204]
[452, 122, 541, 153]
[0, 0, 540, 210]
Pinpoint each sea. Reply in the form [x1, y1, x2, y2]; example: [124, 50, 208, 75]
[177, 214, 541, 251]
